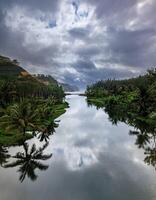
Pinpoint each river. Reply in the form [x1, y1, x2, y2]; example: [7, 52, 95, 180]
[0, 95, 156, 200]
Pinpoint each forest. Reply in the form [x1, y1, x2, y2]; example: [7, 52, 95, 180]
[86, 68, 156, 117]
[0, 56, 68, 145]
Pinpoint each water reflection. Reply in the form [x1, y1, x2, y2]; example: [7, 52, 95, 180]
[1, 96, 156, 200]
[0, 145, 10, 167]
[37, 120, 59, 142]
[4, 142, 52, 182]
[0, 113, 60, 183]
[130, 130, 156, 169]
[87, 98, 156, 170]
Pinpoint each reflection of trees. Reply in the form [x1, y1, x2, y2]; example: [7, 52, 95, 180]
[88, 100, 156, 170]
[129, 130, 150, 148]
[113, 111, 156, 169]
[4, 142, 52, 182]
[1, 114, 60, 182]
[130, 130, 156, 169]
[38, 120, 59, 142]
[0, 146, 10, 167]
[144, 145, 156, 169]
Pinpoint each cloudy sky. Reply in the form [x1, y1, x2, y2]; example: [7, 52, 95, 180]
[0, 0, 156, 88]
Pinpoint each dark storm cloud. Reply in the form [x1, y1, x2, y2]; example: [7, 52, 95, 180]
[0, 10, 24, 58]
[0, 15, 59, 69]
[107, 27, 156, 68]
[0, 0, 155, 88]
[0, 0, 62, 73]
[70, 60, 135, 86]
[73, 60, 96, 72]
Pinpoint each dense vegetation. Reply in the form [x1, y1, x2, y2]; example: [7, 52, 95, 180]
[0, 55, 68, 145]
[86, 68, 156, 116]
[86, 68, 156, 169]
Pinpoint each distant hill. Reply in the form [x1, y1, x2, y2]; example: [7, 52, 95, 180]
[0, 55, 58, 91]
[0, 55, 58, 86]
[0, 54, 79, 92]
[60, 83, 79, 92]
[0, 55, 65, 101]
[34, 74, 79, 92]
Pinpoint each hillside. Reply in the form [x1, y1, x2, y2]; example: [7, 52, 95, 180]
[0, 55, 58, 86]
[34, 74, 58, 86]
[0, 55, 65, 103]
[34, 74, 79, 92]
[0, 54, 79, 93]
[0, 55, 28, 76]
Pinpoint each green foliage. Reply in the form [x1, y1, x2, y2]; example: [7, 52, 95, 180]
[0, 99, 68, 145]
[0, 100, 40, 135]
[0, 76, 65, 105]
[0, 55, 65, 106]
[86, 68, 156, 116]
[0, 131, 32, 146]
[0, 55, 68, 145]
[86, 68, 156, 169]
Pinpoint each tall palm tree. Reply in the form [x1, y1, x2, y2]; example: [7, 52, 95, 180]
[4, 142, 52, 182]
[0, 100, 40, 135]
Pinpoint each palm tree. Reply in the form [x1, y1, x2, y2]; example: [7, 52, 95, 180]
[36, 101, 60, 142]
[38, 120, 59, 142]
[0, 100, 40, 135]
[4, 142, 52, 182]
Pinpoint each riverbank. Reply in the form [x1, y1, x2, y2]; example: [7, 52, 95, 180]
[0, 102, 69, 146]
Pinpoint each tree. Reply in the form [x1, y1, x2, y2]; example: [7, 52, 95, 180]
[0, 80, 17, 107]
[0, 100, 40, 135]
[4, 142, 52, 182]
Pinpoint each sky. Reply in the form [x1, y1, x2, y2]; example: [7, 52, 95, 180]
[0, 0, 156, 88]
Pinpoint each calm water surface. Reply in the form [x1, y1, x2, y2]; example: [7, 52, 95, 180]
[0, 95, 156, 200]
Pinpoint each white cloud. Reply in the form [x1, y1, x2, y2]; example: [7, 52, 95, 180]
[0, 0, 156, 88]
